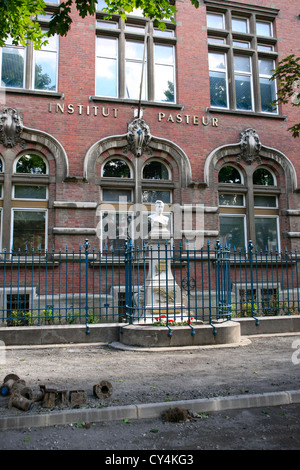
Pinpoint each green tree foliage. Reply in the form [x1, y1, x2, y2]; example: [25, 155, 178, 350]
[271, 53, 300, 138]
[0, 0, 200, 49]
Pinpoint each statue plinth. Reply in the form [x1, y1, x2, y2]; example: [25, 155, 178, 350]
[145, 201, 183, 317]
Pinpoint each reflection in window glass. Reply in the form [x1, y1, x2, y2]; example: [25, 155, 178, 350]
[254, 195, 277, 207]
[102, 159, 131, 178]
[232, 17, 248, 33]
[154, 44, 175, 102]
[255, 217, 278, 250]
[102, 189, 132, 202]
[125, 40, 146, 100]
[96, 37, 118, 97]
[207, 13, 225, 29]
[219, 166, 242, 184]
[209, 52, 228, 108]
[14, 185, 47, 199]
[143, 161, 169, 179]
[234, 55, 253, 110]
[253, 168, 274, 185]
[34, 32, 58, 91]
[233, 41, 250, 48]
[12, 210, 46, 251]
[16, 155, 47, 174]
[219, 193, 244, 206]
[256, 21, 272, 37]
[101, 211, 133, 253]
[142, 190, 171, 204]
[259, 58, 276, 113]
[220, 216, 245, 250]
[1, 40, 25, 88]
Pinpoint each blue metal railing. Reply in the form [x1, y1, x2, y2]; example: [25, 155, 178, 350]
[0, 240, 299, 333]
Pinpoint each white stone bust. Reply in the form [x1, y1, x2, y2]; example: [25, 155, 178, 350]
[148, 200, 170, 238]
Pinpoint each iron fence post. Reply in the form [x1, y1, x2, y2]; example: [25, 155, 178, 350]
[248, 240, 259, 325]
[85, 239, 90, 334]
[125, 240, 133, 324]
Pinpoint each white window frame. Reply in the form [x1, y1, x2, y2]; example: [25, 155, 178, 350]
[208, 51, 229, 109]
[233, 54, 254, 111]
[12, 185, 48, 201]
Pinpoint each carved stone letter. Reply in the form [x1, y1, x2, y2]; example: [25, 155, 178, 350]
[0, 107, 24, 148]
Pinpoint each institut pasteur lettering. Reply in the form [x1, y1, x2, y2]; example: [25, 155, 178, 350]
[0, 0, 300, 258]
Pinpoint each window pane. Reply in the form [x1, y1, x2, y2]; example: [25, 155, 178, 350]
[210, 71, 227, 108]
[97, 20, 118, 28]
[219, 166, 242, 184]
[126, 41, 144, 60]
[102, 189, 132, 202]
[219, 193, 244, 206]
[259, 58, 273, 76]
[234, 56, 251, 73]
[256, 21, 272, 37]
[96, 37, 118, 97]
[235, 74, 252, 110]
[208, 37, 225, 45]
[207, 13, 224, 29]
[260, 78, 276, 113]
[233, 41, 250, 48]
[34, 50, 57, 91]
[154, 28, 174, 37]
[13, 211, 46, 251]
[254, 195, 277, 207]
[143, 161, 169, 179]
[253, 168, 274, 185]
[220, 216, 245, 250]
[102, 212, 133, 253]
[103, 159, 131, 177]
[125, 61, 146, 99]
[154, 44, 175, 102]
[255, 217, 278, 250]
[16, 155, 47, 174]
[14, 185, 47, 199]
[125, 24, 145, 33]
[209, 52, 226, 70]
[96, 58, 118, 97]
[232, 18, 248, 33]
[142, 190, 171, 204]
[1, 46, 25, 88]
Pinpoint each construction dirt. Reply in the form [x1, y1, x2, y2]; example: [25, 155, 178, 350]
[0, 333, 300, 451]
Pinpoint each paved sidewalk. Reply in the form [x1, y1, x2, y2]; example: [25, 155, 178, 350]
[0, 333, 300, 449]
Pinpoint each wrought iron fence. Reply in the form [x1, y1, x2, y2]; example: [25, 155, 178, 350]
[0, 240, 299, 333]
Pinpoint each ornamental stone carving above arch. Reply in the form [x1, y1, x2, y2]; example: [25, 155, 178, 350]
[204, 128, 297, 192]
[83, 118, 192, 188]
[0, 107, 69, 181]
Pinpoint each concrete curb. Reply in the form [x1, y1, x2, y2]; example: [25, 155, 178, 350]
[1, 389, 299, 431]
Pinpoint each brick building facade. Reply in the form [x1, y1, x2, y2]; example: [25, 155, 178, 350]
[0, 0, 299, 255]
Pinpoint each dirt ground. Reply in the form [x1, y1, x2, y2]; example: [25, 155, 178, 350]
[0, 333, 300, 450]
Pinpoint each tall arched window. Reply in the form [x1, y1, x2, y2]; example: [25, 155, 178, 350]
[218, 165, 246, 250]
[102, 158, 131, 178]
[218, 164, 279, 250]
[143, 161, 169, 180]
[15, 154, 47, 174]
[12, 153, 49, 252]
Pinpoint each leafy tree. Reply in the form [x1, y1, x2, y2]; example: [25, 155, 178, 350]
[271, 53, 300, 138]
[0, 0, 200, 49]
